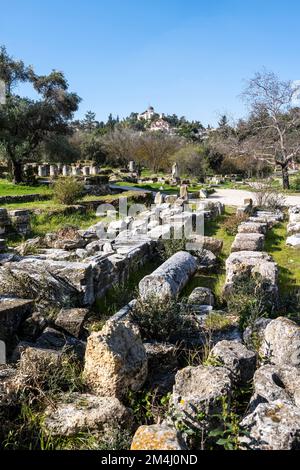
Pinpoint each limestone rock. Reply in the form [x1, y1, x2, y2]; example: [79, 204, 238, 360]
[139, 251, 198, 301]
[197, 249, 217, 273]
[224, 251, 278, 302]
[201, 237, 223, 255]
[243, 317, 271, 349]
[286, 234, 300, 248]
[260, 317, 300, 367]
[240, 401, 300, 450]
[131, 424, 186, 450]
[44, 393, 133, 437]
[144, 342, 178, 393]
[154, 192, 164, 205]
[238, 221, 268, 234]
[55, 308, 89, 338]
[0, 298, 34, 345]
[231, 233, 265, 252]
[287, 223, 300, 235]
[188, 287, 214, 306]
[44, 232, 86, 251]
[35, 327, 86, 360]
[172, 365, 232, 429]
[83, 320, 147, 398]
[250, 364, 300, 410]
[209, 340, 256, 385]
[19, 311, 47, 342]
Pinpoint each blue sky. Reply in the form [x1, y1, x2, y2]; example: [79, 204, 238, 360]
[1, 0, 300, 126]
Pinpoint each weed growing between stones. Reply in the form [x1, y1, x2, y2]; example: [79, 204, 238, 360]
[0, 351, 86, 450]
[223, 212, 248, 236]
[158, 237, 189, 262]
[226, 272, 274, 329]
[125, 389, 171, 426]
[129, 296, 196, 343]
[169, 384, 253, 450]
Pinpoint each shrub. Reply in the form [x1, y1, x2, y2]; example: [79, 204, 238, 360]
[226, 272, 272, 329]
[158, 237, 188, 262]
[291, 175, 300, 191]
[254, 182, 285, 210]
[129, 296, 194, 342]
[223, 213, 248, 236]
[53, 177, 84, 205]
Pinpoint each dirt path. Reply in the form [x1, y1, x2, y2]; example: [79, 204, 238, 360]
[207, 188, 300, 207]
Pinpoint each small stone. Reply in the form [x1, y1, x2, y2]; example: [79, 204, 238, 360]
[172, 365, 232, 430]
[188, 287, 214, 306]
[55, 308, 89, 338]
[209, 340, 257, 385]
[240, 401, 300, 450]
[260, 317, 300, 367]
[131, 424, 186, 450]
[44, 393, 133, 437]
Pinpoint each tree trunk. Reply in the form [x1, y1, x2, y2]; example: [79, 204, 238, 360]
[281, 164, 290, 190]
[11, 160, 23, 184]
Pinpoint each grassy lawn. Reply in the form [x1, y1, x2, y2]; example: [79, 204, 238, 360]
[0, 190, 147, 211]
[0, 179, 52, 196]
[182, 206, 236, 304]
[115, 181, 204, 194]
[30, 211, 103, 237]
[5, 190, 151, 243]
[265, 221, 300, 295]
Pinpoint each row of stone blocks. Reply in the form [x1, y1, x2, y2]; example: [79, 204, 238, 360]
[286, 206, 300, 248]
[37, 164, 101, 177]
[0, 208, 31, 243]
[224, 209, 282, 302]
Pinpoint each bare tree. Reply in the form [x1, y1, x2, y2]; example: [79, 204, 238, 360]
[242, 70, 300, 189]
[136, 132, 181, 172]
[101, 128, 140, 165]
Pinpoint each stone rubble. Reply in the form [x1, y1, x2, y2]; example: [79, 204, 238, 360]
[83, 320, 148, 399]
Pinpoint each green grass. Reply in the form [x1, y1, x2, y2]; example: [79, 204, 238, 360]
[115, 181, 204, 195]
[0, 178, 52, 196]
[264, 221, 300, 295]
[89, 260, 161, 330]
[0, 190, 147, 211]
[7, 210, 104, 245]
[30, 211, 103, 237]
[182, 207, 236, 304]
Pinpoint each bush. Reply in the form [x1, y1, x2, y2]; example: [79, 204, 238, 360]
[254, 182, 285, 210]
[227, 272, 273, 329]
[157, 237, 188, 262]
[129, 296, 194, 342]
[291, 175, 300, 191]
[223, 212, 248, 236]
[53, 177, 84, 205]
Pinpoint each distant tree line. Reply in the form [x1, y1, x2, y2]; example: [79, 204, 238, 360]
[1, 46, 300, 187]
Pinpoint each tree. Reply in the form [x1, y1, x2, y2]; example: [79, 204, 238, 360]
[242, 70, 300, 189]
[81, 111, 98, 132]
[137, 132, 181, 172]
[171, 144, 207, 180]
[0, 46, 80, 182]
[101, 128, 140, 166]
[43, 134, 80, 163]
[176, 121, 204, 142]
